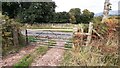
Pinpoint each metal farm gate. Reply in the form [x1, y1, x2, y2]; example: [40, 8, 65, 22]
[24, 29, 73, 49]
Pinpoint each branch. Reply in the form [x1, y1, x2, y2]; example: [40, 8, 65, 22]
[92, 29, 104, 39]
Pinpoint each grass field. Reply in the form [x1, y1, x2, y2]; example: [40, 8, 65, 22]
[27, 29, 73, 32]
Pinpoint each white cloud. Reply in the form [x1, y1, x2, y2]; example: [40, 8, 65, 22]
[53, 0, 119, 13]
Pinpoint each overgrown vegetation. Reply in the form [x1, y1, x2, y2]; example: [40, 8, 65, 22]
[28, 36, 36, 42]
[62, 39, 118, 66]
[61, 16, 119, 66]
[1, 13, 26, 57]
[62, 45, 118, 66]
[1, 1, 119, 67]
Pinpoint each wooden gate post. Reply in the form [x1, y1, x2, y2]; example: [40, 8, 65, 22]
[86, 22, 93, 46]
[25, 24, 28, 45]
[80, 24, 84, 46]
[25, 29, 28, 45]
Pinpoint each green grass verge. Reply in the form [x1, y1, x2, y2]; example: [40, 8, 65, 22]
[28, 36, 36, 42]
[64, 43, 72, 48]
[13, 46, 48, 67]
[27, 29, 73, 32]
[13, 54, 33, 68]
[22, 24, 74, 29]
[35, 46, 48, 54]
[48, 40, 56, 46]
[64, 39, 72, 48]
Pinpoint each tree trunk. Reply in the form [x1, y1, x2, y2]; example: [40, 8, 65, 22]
[0, 24, 2, 57]
[12, 27, 19, 46]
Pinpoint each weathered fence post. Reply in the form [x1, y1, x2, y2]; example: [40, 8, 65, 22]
[73, 25, 78, 50]
[86, 22, 93, 46]
[73, 25, 78, 34]
[80, 24, 84, 46]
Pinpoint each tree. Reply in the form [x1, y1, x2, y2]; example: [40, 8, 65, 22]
[1, 12, 26, 56]
[2, 2, 32, 21]
[17, 2, 56, 24]
[52, 11, 70, 23]
[2, 2, 20, 18]
[2, 2, 56, 24]
[81, 9, 94, 24]
[69, 8, 81, 24]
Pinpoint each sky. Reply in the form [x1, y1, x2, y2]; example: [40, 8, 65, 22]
[52, 0, 119, 13]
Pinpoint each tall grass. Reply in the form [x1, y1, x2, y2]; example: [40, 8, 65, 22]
[61, 21, 118, 66]
[61, 40, 118, 66]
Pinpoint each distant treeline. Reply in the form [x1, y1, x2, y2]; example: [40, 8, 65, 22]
[2, 2, 94, 24]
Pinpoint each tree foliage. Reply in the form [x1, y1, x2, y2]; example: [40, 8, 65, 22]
[2, 2, 94, 24]
[2, 2, 20, 18]
[2, 2, 56, 24]
[69, 8, 94, 24]
[81, 9, 94, 24]
[69, 8, 81, 24]
[52, 11, 70, 23]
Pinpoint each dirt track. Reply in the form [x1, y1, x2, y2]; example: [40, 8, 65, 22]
[31, 40, 65, 66]
[1, 45, 38, 67]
